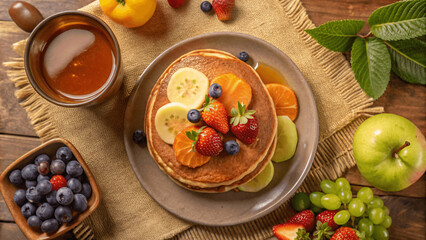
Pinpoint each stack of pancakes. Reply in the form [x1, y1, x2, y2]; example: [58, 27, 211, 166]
[145, 49, 277, 193]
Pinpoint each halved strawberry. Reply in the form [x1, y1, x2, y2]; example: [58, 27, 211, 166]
[316, 210, 339, 230]
[186, 126, 223, 156]
[272, 223, 310, 240]
[287, 210, 315, 232]
[330, 227, 359, 240]
[200, 95, 229, 134]
[230, 102, 258, 144]
[212, 0, 235, 21]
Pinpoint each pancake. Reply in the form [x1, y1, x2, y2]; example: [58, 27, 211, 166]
[145, 49, 277, 192]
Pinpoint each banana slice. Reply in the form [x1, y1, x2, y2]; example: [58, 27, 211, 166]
[167, 68, 209, 109]
[155, 102, 193, 144]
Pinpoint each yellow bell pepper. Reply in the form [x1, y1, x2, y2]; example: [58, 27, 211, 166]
[99, 0, 157, 28]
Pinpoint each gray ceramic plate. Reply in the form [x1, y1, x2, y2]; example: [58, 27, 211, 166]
[123, 32, 318, 226]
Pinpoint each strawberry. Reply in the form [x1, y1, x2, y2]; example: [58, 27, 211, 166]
[50, 175, 67, 191]
[230, 101, 258, 144]
[330, 227, 359, 240]
[168, 0, 185, 8]
[200, 95, 229, 134]
[316, 210, 339, 230]
[272, 223, 310, 240]
[186, 126, 223, 156]
[212, 0, 235, 21]
[287, 210, 315, 232]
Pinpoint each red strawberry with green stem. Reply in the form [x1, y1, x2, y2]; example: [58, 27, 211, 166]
[200, 95, 229, 134]
[287, 210, 315, 232]
[212, 0, 235, 21]
[316, 210, 339, 230]
[330, 227, 359, 240]
[186, 126, 223, 156]
[230, 101, 258, 144]
[272, 223, 310, 240]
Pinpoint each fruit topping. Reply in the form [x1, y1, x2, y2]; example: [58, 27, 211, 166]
[51, 159, 65, 175]
[212, 0, 235, 21]
[168, 0, 185, 8]
[37, 161, 50, 175]
[238, 51, 249, 62]
[230, 102, 258, 144]
[287, 210, 315, 232]
[238, 161, 274, 192]
[330, 227, 359, 240]
[224, 140, 239, 155]
[50, 175, 67, 191]
[36, 180, 53, 195]
[56, 187, 74, 205]
[56, 146, 73, 163]
[272, 223, 309, 240]
[316, 210, 339, 230]
[208, 83, 222, 99]
[167, 67, 209, 109]
[21, 164, 38, 181]
[211, 73, 252, 116]
[133, 130, 147, 144]
[155, 102, 192, 144]
[187, 109, 201, 123]
[200, 1, 212, 12]
[173, 126, 211, 168]
[271, 116, 298, 162]
[199, 95, 229, 134]
[266, 83, 299, 121]
[186, 126, 223, 156]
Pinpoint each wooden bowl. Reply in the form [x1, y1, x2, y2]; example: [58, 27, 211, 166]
[0, 138, 100, 240]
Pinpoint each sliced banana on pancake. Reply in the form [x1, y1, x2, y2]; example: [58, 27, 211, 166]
[155, 102, 192, 144]
[167, 68, 209, 109]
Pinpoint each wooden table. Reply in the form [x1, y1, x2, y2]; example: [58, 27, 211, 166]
[0, 1, 424, 239]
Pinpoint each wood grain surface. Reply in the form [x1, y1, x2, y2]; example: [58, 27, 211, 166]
[0, 0, 424, 239]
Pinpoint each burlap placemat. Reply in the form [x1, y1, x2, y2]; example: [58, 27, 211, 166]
[4, 0, 383, 239]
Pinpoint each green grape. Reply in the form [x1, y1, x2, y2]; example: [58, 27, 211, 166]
[291, 192, 311, 211]
[383, 206, 390, 215]
[320, 179, 336, 194]
[368, 197, 384, 208]
[358, 218, 374, 237]
[348, 198, 366, 217]
[311, 204, 323, 214]
[357, 187, 373, 203]
[372, 225, 389, 240]
[310, 192, 325, 208]
[369, 207, 385, 224]
[333, 210, 350, 225]
[321, 194, 341, 210]
[334, 177, 350, 191]
[337, 188, 352, 204]
[381, 215, 392, 228]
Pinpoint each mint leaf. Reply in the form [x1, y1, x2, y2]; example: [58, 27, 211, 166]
[305, 20, 365, 52]
[351, 37, 391, 99]
[386, 39, 426, 84]
[369, 0, 426, 41]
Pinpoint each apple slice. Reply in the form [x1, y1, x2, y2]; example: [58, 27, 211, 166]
[238, 161, 274, 192]
[272, 116, 298, 162]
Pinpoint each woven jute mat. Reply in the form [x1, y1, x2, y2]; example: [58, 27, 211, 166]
[4, 0, 383, 239]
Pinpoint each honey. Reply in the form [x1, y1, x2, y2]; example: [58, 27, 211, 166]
[40, 24, 115, 100]
[254, 63, 288, 86]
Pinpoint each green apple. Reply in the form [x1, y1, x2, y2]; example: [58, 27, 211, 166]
[353, 113, 426, 192]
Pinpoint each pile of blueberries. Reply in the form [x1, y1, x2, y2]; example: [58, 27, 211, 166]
[8, 146, 92, 234]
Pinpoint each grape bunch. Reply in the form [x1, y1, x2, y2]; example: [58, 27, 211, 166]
[291, 177, 391, 239]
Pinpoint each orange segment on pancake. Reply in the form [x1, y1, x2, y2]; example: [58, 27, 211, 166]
[173, 126, 211, 168]
[210, 73, 252, 116]
[266, 83, 298, 121]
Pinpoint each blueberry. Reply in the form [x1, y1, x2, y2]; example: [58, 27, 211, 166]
[56, 147, 73, 162]
[56, 187, 74, 205]
[200, 1, 212, 12]
[81, 183, 92, 199]
[46, 190, 59, 207]
[133, 130, 146, 144]
[14, 189, 27, 206]
[36, 203, 54, 221]
[37, 161, 50, 175]
[26, 186, 42, 203]
[208, 83, 222, 99]
[67, 178, 82, 193]
[9, 169, 24, 186]
[25, 180, 37, 188]
[41, 219, 59, 233]
[34, 154, 50, 165]
[224, 140, 239, 155]
[72, 194, 88, 212]
[37, 174, 50, 182]
[21, 164, 38, 180]
[238, 51, 249, 62]
[21, 202, 36, 218]
[187, 109, 201, 123]
[36, 180, 52, 195]
[54, 206, 73, 223]
[28, 215, 42, 229]
[50, 159, 65, 175]
[66, 160, 83, 177]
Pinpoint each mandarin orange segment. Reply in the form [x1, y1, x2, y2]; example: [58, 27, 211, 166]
[210, 73, 252, 116]
[266, 83, 298, 121]
[173, 126, 211, 168]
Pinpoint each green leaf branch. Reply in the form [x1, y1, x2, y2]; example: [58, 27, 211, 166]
[305, 0, 426, 100]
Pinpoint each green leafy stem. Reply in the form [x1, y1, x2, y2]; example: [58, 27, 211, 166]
[305, 0, 426, 100]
